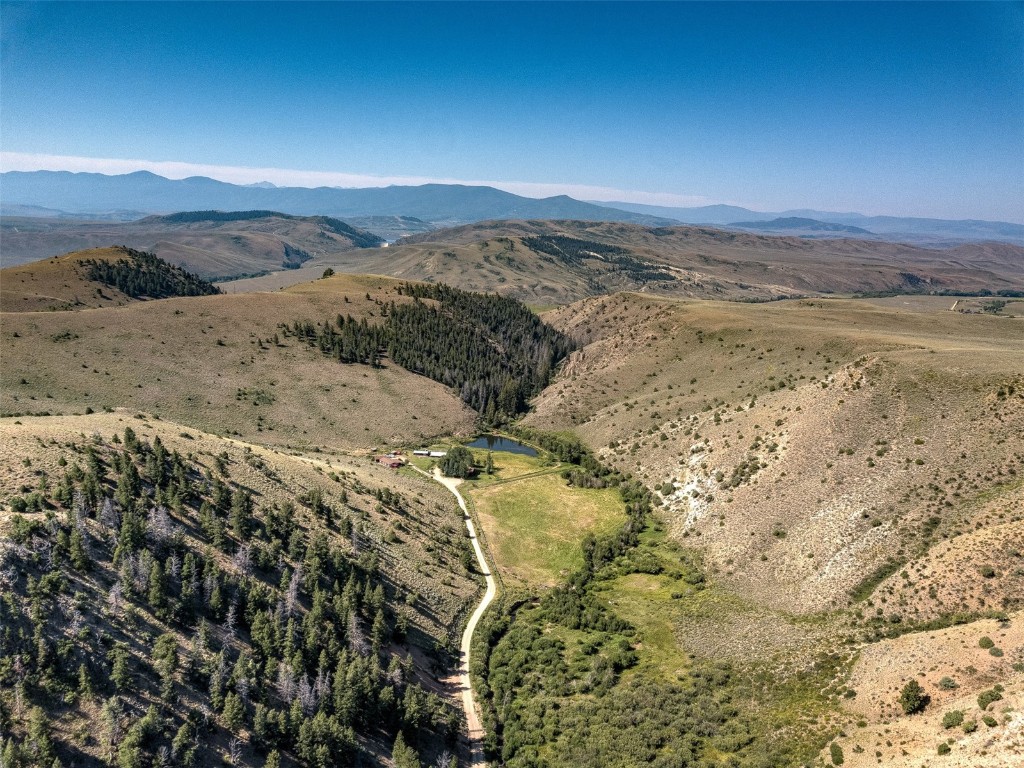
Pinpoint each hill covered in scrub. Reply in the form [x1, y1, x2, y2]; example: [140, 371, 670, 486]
[521, 291, 1024, 765]
[726, 216, 875, 235]
[4, 234, 1024, 767]
[146, 211, 385, 250]
[0, 247, 219, 313]
[0, 210, 386, 278]
[324, 219, 1024, 305]
[529, 293, 1024, 617]
[0, 413, 478, 768]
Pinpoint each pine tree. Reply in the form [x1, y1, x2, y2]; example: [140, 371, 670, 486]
[392, 732, 421, 768]
[77, 662, 93, 698]
[69, 527, 90, 571]
[148, 559, 166, 610]
[209, 651, 227, 710]
[2, 739, 21, 768]
[222, 692, 245, 731]
[253, 704, 270, 745]
[99, 696, 123, 762]
[371, 610, 388, 654]
[170, 722, 194, 762]
[229, 489, 253, 539]
[116, 455, 141, 509]
[109, 646, 130, 691]
[26, 706, 56, 766]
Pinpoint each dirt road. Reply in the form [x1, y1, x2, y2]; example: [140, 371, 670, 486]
[413, 465, 496, 767]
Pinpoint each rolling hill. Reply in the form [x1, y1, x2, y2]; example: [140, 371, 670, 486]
[3, 226, 1024, 766]
[0, 411, 480, 767]
[0, 260, 477, 452]
[530, 291, 1024, 614]
[727, 216, 875, 235]
[0, 211, 385, 277]
[0, 247, 222, 313]
[307, 219, 1024, 305]
[592, 200, 1024, 246]
[520, 290, 1024, 765]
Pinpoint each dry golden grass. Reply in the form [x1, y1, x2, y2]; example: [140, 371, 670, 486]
[342, 236, 649, 305]
[872, 508, 1024, 623]
[521, 290, 1024, 764]
[831, 613, 1024, 767]
[0, 247, 137, 311]
[1, 270, 476, 451]
[526, 294, 1024, 617]
[319, 220, 1024, 305]
[1, 212, 383, 277]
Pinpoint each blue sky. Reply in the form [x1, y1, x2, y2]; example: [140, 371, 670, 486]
[1, 1, 1022, 220]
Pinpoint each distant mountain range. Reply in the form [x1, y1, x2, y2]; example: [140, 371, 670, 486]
[0, 170, 675, 227]
[592, 201, 1024, 246]
[2, 170, 1021, 245]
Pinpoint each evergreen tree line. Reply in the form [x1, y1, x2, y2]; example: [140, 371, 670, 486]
[0, 427, 458, 768]
[289, 282, 576, 420]
[289, 316, 390, 367]
[521, 235, 675, 283]
[521, 235, 629, 263]
[282, 244, 312, 270]
[83, 249, 221, 299]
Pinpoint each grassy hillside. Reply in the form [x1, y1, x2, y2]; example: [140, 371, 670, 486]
[527, 293, 1024, 613]
[1, 268, 476, 451]
[4, 237, 1023, 767]
[0, 247, 221, 313]
[0, 212, 385, 278]
[1, 248, 141, 312]
[289, 281, 575, 421]
[0, 412, 479, 767]
[334, 220, 1024, 305]
[510, 291, 1024, 765]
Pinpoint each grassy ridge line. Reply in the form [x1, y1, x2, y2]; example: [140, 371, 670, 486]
[1, 273, 478, 451]
[82, 248, 222, 299]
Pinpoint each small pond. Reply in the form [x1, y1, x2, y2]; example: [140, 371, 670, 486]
[466, 434, 538, 456]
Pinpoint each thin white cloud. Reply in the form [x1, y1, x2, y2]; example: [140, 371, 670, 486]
[0, 152, 713, 208]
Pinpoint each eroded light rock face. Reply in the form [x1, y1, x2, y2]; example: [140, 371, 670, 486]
[531, 293, 1024, 617]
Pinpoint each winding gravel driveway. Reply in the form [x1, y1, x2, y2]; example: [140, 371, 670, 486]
[413, 465, 496, 766]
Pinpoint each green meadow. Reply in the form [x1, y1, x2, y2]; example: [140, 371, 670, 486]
[464, 449, 624, 587]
